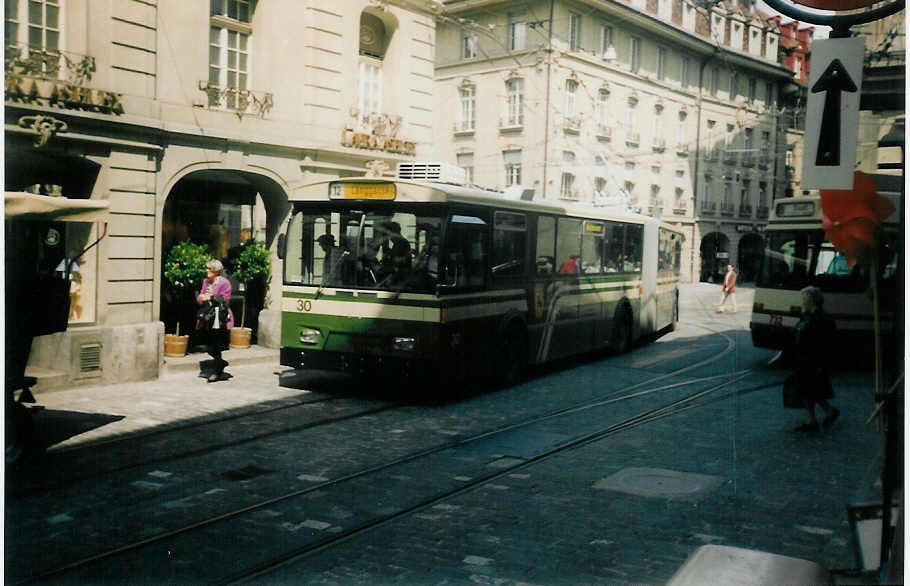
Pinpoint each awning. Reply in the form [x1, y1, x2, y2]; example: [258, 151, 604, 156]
[5, 191, 110, 222]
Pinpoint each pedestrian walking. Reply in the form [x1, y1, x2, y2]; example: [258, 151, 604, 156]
[790, 286, 839, 432]
[716, 264, 737, 313]
[197, 259, 234, 383]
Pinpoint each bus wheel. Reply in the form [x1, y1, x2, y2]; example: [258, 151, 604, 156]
[498, 324, 527, 388]
[613, 309, 632, 353]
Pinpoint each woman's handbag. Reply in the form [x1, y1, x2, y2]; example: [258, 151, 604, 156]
[782, 374, 803, 409]
[195, 301, 215, 331]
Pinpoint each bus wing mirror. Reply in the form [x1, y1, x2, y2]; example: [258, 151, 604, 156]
[277, 234, 286, 260]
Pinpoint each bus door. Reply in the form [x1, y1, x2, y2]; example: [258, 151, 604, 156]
[439, 212, 490, 369]
[579, 220, 606, 350]
[552, 217, 587, 357]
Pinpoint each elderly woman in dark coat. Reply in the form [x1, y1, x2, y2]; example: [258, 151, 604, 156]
[792, 286, 839, 432]
[197, 259, 234, 382]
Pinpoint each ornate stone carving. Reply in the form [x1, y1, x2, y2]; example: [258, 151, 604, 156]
[365, 160, 391, 177]
[18, 114, 68, 148]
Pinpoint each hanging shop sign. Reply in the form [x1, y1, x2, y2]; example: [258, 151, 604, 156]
[341, 110, 416, 156]
[5, 75, 124, 115]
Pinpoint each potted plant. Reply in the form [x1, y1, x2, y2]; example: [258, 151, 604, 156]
[162, 239, 209, 356]
[228, 239, 270, 349]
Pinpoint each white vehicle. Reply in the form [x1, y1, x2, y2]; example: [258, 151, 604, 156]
[750, 175, 901, 354]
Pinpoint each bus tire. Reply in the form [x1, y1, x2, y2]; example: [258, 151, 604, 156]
[497, 322, 528, 388]
[613, 308, 632, 353]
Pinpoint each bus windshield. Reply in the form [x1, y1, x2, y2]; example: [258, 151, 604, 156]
[284, 206, 443, 293]
[757, 229, 867, 292]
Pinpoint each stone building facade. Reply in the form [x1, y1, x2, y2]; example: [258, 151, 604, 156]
[432, 0, 795, 283]
[5, 0, 438, 386]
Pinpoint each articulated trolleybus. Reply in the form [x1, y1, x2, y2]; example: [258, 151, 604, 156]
[750, 175, 901, 355]
[278, 163, 683, 389]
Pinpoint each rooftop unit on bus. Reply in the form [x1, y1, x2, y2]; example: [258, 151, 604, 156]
[397, 162, 466, 185]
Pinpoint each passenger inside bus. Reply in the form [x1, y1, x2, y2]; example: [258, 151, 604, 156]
[365, 221, 411, 285]
[317, 233, 352, 286]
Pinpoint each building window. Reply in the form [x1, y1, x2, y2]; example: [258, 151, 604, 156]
[730, 72, 738, 99]
[358, 59, 383, 116]
[458, 86, 475, 131]
[596, 89, 609, 125]
[209, 26, 250, 109]
[682, 2, 695, 30]
[657, 47, 667, 80]
[560, 173, 576, 199]
[504, 150, 522, 186]
[211, 0, 250, 20]
[748, 78, 757, 102]
[569, 13, 581, 51]
[793, 55, 802, 77]
[677, 112, 687, 150]
[457, 152, 474, 184]
[624, 181, 635, 200]
[710, 67, 719, 95]
[703, 177, 713, 204]
[765, 81, 774, 106]
[706, 119, 716, 156]
[6, 0, 60, 51]
[681, 57, 689, 88]
[563, 150, 576, 164]
[658, 0, 671, 19]
[723, 182, 732, 206]
[630, 37, 641, 72]
[462, 29, 477, 59]
[504, 78, 524, 126]
[565, 79, 578, 116]
[509, 11, 527, 51]
[785, 149, 794, 167]
[600, 25, 613, 58]
[725, 123, 734, 152]
[759, 181, 768, 206]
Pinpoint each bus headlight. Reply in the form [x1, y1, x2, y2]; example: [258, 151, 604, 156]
[392, 336, 416, 351]
[299, 328, 321, 345]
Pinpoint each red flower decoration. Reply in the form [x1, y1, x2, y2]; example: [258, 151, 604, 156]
[820, 171, 895, 266]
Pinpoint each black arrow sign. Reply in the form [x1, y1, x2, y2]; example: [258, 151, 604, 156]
[812, 58, 858, 166]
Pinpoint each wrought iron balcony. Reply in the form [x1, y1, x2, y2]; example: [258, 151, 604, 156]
[723, 150, 738, 164]
[453, 121, 476, 133]
[652, 137, 666, 152]
[720, 201, 735, 216]
[5, 44, 96, 84]
[701, 201, 717, 215]
[741, 153, 755, 167]
[739, 204, 753, 217]
[198, 81, 273, 119]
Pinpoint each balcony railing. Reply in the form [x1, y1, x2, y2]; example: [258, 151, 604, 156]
[756, 205, 769, 218]
[652, 137, 666, 152]
[672, 205, 687, 215]
[626, 131, 640, 146]
[500, 115, 523, 129]
[720, 201, 735, 216]
[676, 143, 689, 156]
[741, 153, 755, 167]
[701, 201, 717, 215]
[563, 115, 582, 133]
[723, 150, 738, 165]
[5, 44, 95, 84]
[198, 81, 274, 118]
[596, 124, 612, 140]
[453, 121, 476, 133]
[739, 204, 753, 217]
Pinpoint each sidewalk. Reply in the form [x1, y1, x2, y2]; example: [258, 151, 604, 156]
[24, 345, 304, 453]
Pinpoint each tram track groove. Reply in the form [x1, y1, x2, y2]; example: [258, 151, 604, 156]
[16, 322, 768, 585]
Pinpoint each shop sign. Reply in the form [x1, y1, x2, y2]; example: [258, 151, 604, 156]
[716, 252, 730, 259]
[5, 75, 124, 115]
[736, 224, 767, 233]
[341, 111, 416, 156]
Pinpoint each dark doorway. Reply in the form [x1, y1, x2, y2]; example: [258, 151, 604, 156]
[699, 232, 729, 283]
[737, 233, 764, 282]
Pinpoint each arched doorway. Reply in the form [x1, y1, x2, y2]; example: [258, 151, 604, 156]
[699, 232, 729, 283]
[161, 170, 287, 344]
[737, 233, 764, 282]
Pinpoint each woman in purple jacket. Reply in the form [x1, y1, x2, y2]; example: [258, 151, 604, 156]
[197, 259, 234, 382]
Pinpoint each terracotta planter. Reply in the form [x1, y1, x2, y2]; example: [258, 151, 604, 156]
[164, 334, 189, 357]
[229, 327, 252, 349]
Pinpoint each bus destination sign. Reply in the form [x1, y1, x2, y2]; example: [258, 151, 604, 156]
[329, 182, 396, 200]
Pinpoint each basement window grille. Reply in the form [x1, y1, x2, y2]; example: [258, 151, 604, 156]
[79, 343, 102, 373]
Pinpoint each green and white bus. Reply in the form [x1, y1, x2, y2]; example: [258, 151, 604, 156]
[278, 167, 683, 389]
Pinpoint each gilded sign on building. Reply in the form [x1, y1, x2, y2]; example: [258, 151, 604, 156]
[341, 111, 416, 156]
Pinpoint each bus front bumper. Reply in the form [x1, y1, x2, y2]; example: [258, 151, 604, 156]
[280, 346, 431, 377]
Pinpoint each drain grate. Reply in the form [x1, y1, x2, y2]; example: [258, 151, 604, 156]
[219, 465, 274, 481]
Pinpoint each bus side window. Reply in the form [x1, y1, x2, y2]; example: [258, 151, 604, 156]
[625, 224, 643, 272]
[536, 215, 556, 276]
[492, 211, 527, 278]
[556, 217, 582, 274]
[604, 222, 624, 272]
[581, 221, 604, 274]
